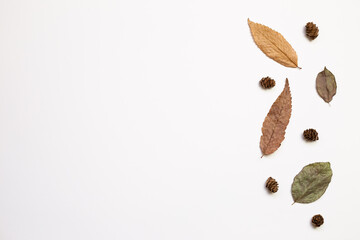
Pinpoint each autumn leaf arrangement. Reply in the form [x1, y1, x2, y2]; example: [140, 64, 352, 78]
[248, 19, 337, 227]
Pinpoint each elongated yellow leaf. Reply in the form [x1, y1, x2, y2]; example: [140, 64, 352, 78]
[248, 19, 299, 68]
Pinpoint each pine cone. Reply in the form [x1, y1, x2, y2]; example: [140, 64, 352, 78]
[265, 177, 278, 193]
[303, 129, 319, 141]
[312, 214, 324, 227]
[259, 77, 275, 89]
[305, 22, 319, 40]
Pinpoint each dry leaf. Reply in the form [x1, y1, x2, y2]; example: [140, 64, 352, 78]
[260, 79, 292, 156]
[291, 162, 333, 204]
[316, 67, 337, 103]
[248, 19, 299, 68]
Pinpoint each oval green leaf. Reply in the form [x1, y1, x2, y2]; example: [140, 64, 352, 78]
[291, 162, 333, 204]
[316, 67, 337, 103]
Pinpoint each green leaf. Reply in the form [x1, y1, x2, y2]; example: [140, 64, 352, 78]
[316, 67, 337, 103]
[291, 162, 333, 204]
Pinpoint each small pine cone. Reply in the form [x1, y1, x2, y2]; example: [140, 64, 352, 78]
[303, 129, 319, 141]
[312, 214, 324, 227]
[265, 177, 278, 193]
[305, 22, 319, 40]
[259, 77, 275, 89]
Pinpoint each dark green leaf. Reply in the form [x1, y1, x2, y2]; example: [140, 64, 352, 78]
[291, 162, 333, 204]
[316, 67, 337, 103]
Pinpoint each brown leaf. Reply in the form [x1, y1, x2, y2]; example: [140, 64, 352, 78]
[260, 79, 292, 156]
[316, 67, 337, 103]
[248, 19, 299, 68]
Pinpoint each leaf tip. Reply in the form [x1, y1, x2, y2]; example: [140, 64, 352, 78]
[285, 78, 289, 86]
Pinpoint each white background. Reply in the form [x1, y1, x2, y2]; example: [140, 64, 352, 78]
[0, 0, 359, 239]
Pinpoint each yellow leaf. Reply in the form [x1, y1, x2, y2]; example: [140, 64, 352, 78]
[248, 19, 300, 68]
